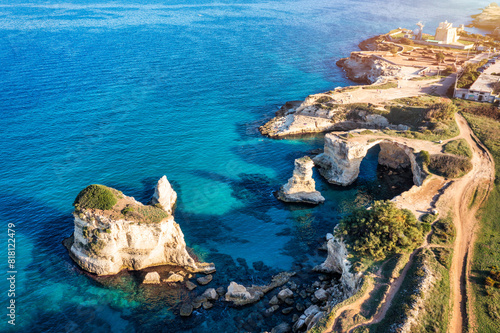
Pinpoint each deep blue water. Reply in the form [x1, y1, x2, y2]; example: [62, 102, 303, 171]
[0, 1, 489, 332]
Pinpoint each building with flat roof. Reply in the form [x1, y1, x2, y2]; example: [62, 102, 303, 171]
[454, 59, 500, 102]
[435, 21, 458, 44]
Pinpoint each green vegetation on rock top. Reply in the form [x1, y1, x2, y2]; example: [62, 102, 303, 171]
[74, 184, 118, 211]
[336, 200, 423, 262]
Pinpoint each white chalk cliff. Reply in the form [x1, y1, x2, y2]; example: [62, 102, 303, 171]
[259, 94, 408, 138]
[313, 133, 426, 186]
[277, 156, 325, 204]
[150, 175, 177, 214]
[314, 233, 363, 297]
[68, 177, 215, 276]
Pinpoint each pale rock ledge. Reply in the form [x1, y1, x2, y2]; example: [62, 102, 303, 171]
[277, 156, 325, 205]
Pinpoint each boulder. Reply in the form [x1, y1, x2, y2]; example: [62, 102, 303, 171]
[224, 272, 295, 306]
[282, 307, 294, 315]
[277, 157, 325, 205]
[202, 301, 213, 310]
[197, 274, 213, 286]
[202, 288, 218, 301]
[143, 272, 160, 284]
[150, 175, 177, 214]
[278, 288, 294, 301]
[179, 303, 193, 317]
[185, 280, 197, 291]
[163, 272, 184, 283]
[271, 322, 291, 333]
[314, 288, 329, 302]
[269, 295, 279, 305]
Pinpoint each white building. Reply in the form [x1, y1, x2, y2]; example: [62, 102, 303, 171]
[435, 21, 458, 44]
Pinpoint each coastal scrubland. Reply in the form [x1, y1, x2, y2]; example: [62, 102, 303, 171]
[459, 102, 500, 333]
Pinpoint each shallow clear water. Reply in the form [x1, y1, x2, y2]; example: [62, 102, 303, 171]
[0, 1, 489, 332]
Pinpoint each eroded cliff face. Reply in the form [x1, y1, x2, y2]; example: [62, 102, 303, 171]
[68, 177, 215, 276]
[313, 133, 427, 186]
[337, 52, 402, 84]
[259, 94, 407, 138]
[314, 234, 363, 297]
[277, 156, 325, 204]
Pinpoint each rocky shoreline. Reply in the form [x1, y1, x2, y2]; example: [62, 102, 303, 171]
[470, 2, 500, 30]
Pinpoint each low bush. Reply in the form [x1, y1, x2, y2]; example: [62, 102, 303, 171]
[420, 150, 431, 166]
[421, 213, 438, 223]
[430, 216, 456, 245]
[336, 200, 423, 261]
[74, 185, 117, 210]
[429, 154, 472, 178]
[121, 206, 134, 215]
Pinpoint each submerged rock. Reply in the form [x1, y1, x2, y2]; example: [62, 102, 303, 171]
[67, 178, 215, 276]
[277, 157, 325, 205]
[185, 280, 197, 291]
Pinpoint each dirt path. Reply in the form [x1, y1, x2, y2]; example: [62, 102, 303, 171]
[322, 279, 375, 333]
[322, 113, 494, 333]
[447, 113, 495, 333]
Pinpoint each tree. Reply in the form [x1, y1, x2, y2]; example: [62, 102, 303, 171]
[335, 200, 423, 260]
[436, 52, 445, 63]
[390, 46, 399, 56]
[400, 37, 413, 45]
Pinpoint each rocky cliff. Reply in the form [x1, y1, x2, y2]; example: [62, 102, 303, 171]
[336, 52, 402, 84]
[314, 233, 363, 297]
[313, 133, 427, 186]
[67, 177, 215, 276]
[277, 156, 325, 204]
[259, 94, 406, 138]
[471, 3, 500, 30]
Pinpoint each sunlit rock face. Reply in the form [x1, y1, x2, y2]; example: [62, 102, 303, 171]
[313, 133, 426, 186]
[277, 156, 325, 205]
[68, 177, 215, 276]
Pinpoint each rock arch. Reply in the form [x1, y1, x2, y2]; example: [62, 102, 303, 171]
[313, 133, 427, 186]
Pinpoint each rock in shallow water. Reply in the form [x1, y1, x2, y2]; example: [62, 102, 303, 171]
[150, 175, 177, 214]
[197, 274, 213, 285]
[277, 156, 325, 205]
[143, 272, 161, 284]
[180, 303, 193, 317]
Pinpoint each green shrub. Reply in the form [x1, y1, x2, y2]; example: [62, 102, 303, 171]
[430, 217, 456, 245]
[74, 185, 117, 210]
[420, 150, 431, 166]
[431, 247, 453, 268]
[429, 154, 473, 178]
[121, 206, 134, 214]
[443, 139, 472, 159]
[336, 200, 423, 260]
[422, 222, 432, 234]
[421, 213, 438, 223]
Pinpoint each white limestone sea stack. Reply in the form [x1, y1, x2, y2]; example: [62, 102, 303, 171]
[277, 156, 325, 205]
[66, 176, 215, 276]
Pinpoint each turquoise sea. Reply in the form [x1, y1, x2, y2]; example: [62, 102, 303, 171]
[0, 1, 489, 332]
